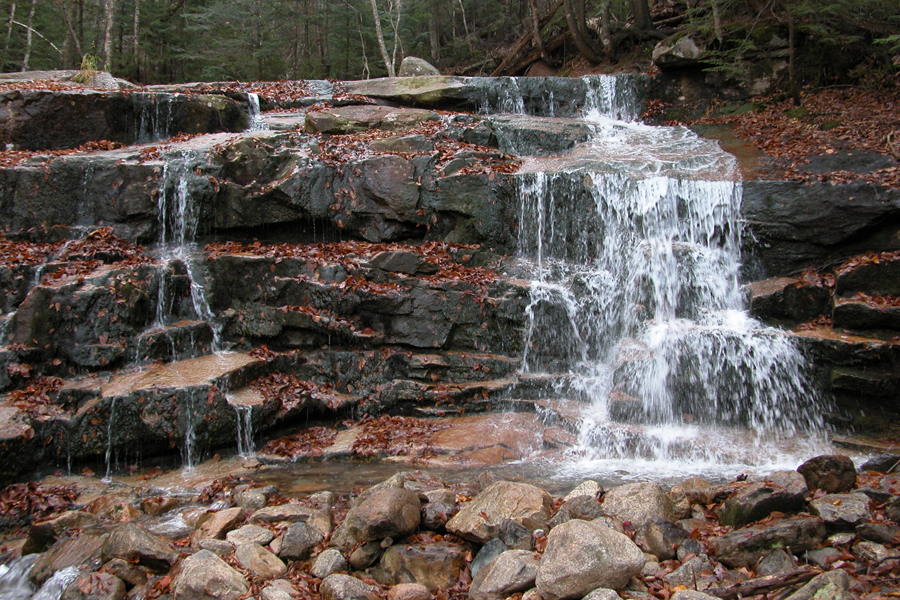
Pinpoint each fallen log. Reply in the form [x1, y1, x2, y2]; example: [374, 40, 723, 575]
[704, 568, 822, 600]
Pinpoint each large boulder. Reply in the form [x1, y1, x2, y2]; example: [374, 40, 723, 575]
[653, 35, 705, 69]
[331, 487, 421, 549]
[809, 493, 872, 527]
[601, 482, 675, 529]
[376, 541, 468, 591]
[446, 481, 553, 544]
[469, 549, 540, 600]
[319, 574, 380, 600]
[172, 550, 249, 600]
[234, 543, 287, 580]
[398, 57, 441, 77]
[797, 455, 857, 493]
[101, 523, 178, 573]
[717, 471, 808, 528]
[536, 519, 646, 600]
[0, 89, 247, 151]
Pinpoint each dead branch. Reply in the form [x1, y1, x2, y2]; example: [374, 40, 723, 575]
[704, 568, 822, 600]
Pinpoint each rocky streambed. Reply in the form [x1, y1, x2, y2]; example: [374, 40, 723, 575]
[1, 452, 899, 599]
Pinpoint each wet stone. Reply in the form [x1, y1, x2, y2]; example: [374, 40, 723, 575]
[198, 539, 234, 557]
[709, 516, 827, 568]
[798, 455, 857, 493]
[471, 538, 508, 579]
[717, 471, 808, 528]
[756, 549, 796, 576]
[601, 482, 675, 530]
[62, 572, 126, 600]
[226, 524, 274, 546]
[809, 493, 871, 527]
[310, 548, 348, 579]
[856, 522, 899, 544]
[468, 549, 540, 600]
[235, 543, 287, 580]
[319, 574, 380, 600]
[173, 549, 249, 600]
[376, 542, 468, 591]
[279, 522, 324, 561]
[802, 547, 841, 569]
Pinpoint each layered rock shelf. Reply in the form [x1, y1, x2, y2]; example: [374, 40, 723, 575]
[0, 71, 897, 485]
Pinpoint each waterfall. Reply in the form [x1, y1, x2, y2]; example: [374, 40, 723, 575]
[247, 92, 268, 130]
[234, 404, 255, 458]
[154, 151, 222, 353]
[515, 80, 829, 478]
[137, 93, 176, 143]
[102, 397, 118, 482]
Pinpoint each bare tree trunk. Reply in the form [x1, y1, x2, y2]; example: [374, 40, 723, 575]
[563, 0, 604, 63]
[1, 2, 15, 72]
[102, 0, 115, 70]
[389, 0, 402, 74]
[61, 0, 82, 66]
[21, 0, 35, 71]
[632, 0, 652, 30]
[132, 0, 139, 71]
[428, 0, 440, 63]
[599, 0, 612, 55]
[368, 0, 395, 76]
[711, 0, 723, 42]
[527, 0, 550, 63]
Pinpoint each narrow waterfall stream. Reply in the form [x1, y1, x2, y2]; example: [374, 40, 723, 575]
[512, 76, 831, 481]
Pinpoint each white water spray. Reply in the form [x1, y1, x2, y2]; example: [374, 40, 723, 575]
[247, 93, 268, 131]
[514, 78, 830, 479]
[234, 404, 255, 458]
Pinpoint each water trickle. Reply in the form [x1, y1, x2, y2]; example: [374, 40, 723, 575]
[30, 565, 80, 600]
[234, 404, 255, 458]
[182, 391, 199, 472]
[515, 79, 829, 479]
[102, 397, 118, 482]
[0, 555, 38, 600]
[247, 93, 268, 131]
[137, 93, 176, 143]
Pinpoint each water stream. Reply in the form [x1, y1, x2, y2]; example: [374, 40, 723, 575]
[512, 77, 830, 481]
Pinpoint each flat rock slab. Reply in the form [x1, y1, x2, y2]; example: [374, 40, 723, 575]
[305, 105, 440, 134]
[101, 352, 261, 398]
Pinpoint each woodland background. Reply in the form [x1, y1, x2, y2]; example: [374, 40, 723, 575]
[0, 0, 899, 90]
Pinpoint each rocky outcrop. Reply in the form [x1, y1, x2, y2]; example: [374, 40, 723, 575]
[742, 179, 900, 277]
[0, 90, 248, 150]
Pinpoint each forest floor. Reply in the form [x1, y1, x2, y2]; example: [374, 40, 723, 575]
[669, 85, 900, 189]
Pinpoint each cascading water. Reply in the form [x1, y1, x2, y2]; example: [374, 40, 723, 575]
[514, 76, 830, 480]
[234, 404, 255, 458]
[152, 151, 222, 352]
[247, 92, 268, 131]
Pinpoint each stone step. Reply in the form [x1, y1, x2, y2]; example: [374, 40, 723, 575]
[132, 320, 215, 363]
[746, 276, 831, 326]
[835, 256, 900, 298]
[833, 296, 900, 338]
[831, 367, 900, 398]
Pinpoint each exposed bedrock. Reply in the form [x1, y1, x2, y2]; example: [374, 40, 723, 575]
[0, 90, 248, 151]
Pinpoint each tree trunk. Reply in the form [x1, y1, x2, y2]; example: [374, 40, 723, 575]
[1, 2, 15, 72]
[428, 0, 440, 63]
[632, 0, 652, 30]
[368, 0, 395, 76]
[527, 0, 550, 63]
[389, 0, 402, 74]
[21, 0, 35, 71]
[102, 0, 115, 70]
[132, 0, 139, 73]
[61, 0, 83, 67]
[599, 0, 612, 55]
[563, 0, 604, 63]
